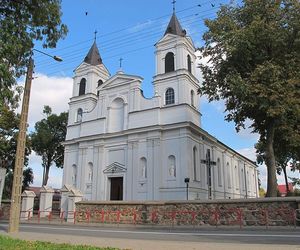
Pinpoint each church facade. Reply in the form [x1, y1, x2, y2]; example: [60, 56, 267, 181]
[62, 14, 259, 201]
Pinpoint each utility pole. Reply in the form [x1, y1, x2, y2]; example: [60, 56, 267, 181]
[8, 58, 34, 233]
[7, 49, 62, 233]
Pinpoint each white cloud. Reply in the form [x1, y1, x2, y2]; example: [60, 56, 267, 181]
[28, 151, 63, 188]
[128, 19, 154, 33]
[18, 73, 72, 130]
[236, 119, 259, 140]
[18, 73, 72, 188]
[237, 147, 267, 189]
[237, 147, 256, 162]
[237, 147, 300, 189]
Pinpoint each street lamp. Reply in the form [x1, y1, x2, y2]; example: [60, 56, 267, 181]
[184, 177, 190, 200]
[8, 49, 62, 233]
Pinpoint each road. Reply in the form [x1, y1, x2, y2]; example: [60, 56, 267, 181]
[0, 222, 300, 250]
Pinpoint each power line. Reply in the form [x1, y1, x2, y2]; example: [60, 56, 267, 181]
[35, 13, 214, 73]
[34, 0, 223, 60]
[36, 8, 218, 67]
[36, 13, 204, 66]
[43, 28, 208, 77]
[33, 1, 226, 75]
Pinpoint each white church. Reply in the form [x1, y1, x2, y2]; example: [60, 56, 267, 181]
[62, 13, 259, 201]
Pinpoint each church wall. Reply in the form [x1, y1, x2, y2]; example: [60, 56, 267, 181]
[212, 148, 226, 199]
[187, 136, 207, 200]
[158, 129, 187, 200]
[160, 105, 200, 126]
[135, 140, 148, 200]
[80, 118, 106, 138]
[139, 95, 160, 110]
[63, 145, 79, 188]
[232, 157, 241, 199]
[128, 109, 160, 129]
[63, 14, 259, 202]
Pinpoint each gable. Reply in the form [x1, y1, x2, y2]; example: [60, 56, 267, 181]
[103, 162, 127, 173]
[99, 73, 143, 90]
[74, 62, 110, 76]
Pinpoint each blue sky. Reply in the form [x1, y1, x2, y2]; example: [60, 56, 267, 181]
[23, 0, 298, 189]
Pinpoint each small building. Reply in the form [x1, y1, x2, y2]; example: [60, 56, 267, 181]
[278, 183, 293, 197]
[62, 13, 259, 201]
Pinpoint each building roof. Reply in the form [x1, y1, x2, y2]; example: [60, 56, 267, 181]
[164, 13, 186, 37]
[84, 41, 103, 66]
[278, 183, 293, 195]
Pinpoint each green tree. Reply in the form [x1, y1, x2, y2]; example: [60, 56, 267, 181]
[0, 107, 33, 199]
[256, 123, 300, 194]
[199, 0, 300, 196]
[0, 0, 67, 107]
[31, 106, 68, 186]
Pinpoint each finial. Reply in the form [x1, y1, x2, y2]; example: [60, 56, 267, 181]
[172, 0, 176, 13]
[119, 57, 123, 68]
[94, 30, 97, 42]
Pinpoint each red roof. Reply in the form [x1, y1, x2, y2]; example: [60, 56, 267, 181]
[278, 183, 293, 195]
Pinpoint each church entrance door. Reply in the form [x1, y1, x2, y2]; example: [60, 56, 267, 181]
[110, 177, 123, 200]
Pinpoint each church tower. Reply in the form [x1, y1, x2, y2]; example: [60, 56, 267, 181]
[153, 13, 200, 126]
[68, 41, 110, 125]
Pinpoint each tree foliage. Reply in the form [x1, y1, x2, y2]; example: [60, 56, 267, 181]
[0, 106, 33, 199]
[199, 0, 300, 196]
[0, 0, 67, 107]
[31, 106, 68, 186]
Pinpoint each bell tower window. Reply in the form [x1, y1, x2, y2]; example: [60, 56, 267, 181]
[98, 79, 103, 87]
[187, 55, 192, 73]
[79, 78, 86, 96]
[165, 88, 175, 105]
[165, 52, 174, 73]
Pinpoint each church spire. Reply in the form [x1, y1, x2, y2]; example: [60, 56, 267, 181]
[164, 13, 186, 37]
[84, 41, 103, 66]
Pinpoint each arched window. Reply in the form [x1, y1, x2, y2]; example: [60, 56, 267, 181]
[165, 88, 175, 105]
[98, 79, 103, 87]
[76, 108, 83, 122]
[168, 155, 176, 178]
[217, 158, 222, 186]
[235, 165, 239, 190]
[191, 90, 195, 107]
[193, 147, 197, 181]
[109, 98, 125, 132]
[165, 52, 175, 73]
[187, 54, 192, 73]
[140, 157, 147, 179]
[88, 162, 93, 182]
[241, 168, 245, 191]
[227, 162, 231, 188]
[72, 164, 77, 187]
[79, 78, 86, 96]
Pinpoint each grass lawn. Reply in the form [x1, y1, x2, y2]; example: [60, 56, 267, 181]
[0, 235, 121, 250]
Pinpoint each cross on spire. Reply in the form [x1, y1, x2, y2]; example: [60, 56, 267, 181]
[94, 30, 97, 41]
[172, 0, 176, 13]
[119, 57, 123, 68]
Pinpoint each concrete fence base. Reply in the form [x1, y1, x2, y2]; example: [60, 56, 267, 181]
[75, 197, 300, 227]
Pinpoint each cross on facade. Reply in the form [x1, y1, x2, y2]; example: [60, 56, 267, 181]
[172, 0, 176, 13]
[119, 57, 123, 68]
[201, 149, 216, 199]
